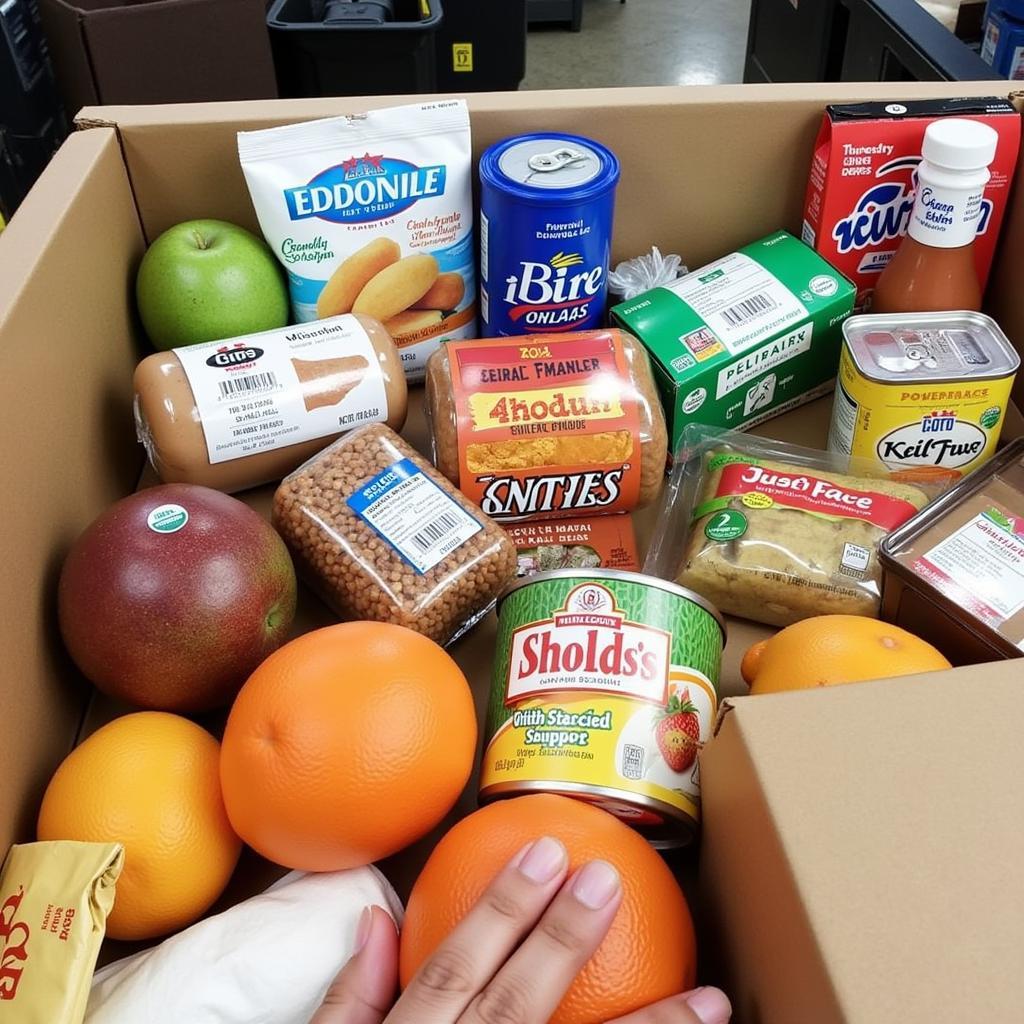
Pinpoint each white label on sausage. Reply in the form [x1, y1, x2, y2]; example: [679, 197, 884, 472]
[174, 315, 388, 465]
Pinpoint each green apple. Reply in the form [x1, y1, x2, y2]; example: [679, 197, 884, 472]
[136, 219, 289, 350]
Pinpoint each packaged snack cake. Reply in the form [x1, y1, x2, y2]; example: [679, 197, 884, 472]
[645, 427, 941, 627]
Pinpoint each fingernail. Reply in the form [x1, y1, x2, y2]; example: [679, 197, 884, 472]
[355, 906, 373, 953]
[571, 860, 621, 910]
[685, 986, 732, 1024]
[518, 836, 567, 884]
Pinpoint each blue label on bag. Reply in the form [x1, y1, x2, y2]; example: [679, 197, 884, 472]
[285, 157, 447, 224]
[347, 459, 482, 574]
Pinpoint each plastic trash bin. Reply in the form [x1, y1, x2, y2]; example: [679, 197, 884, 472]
[436, 0, 525, 91]
[268, 0, 443, 98]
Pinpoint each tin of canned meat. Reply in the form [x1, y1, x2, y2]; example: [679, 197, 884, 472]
[479, 133, 620, 336]
[827, 311, 1019, 482]
[480, 569, 725, 847]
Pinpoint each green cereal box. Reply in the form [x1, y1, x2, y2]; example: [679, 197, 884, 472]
[610, 231, 855, 455]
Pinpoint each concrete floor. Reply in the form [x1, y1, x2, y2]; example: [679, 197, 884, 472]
[523, 0, 751, 90]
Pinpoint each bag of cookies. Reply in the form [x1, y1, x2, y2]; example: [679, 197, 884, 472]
[645, 426, 944, 627]
[239, 100, 476, 382]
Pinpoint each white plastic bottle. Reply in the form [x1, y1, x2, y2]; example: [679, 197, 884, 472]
[872, 117, 1000, 313]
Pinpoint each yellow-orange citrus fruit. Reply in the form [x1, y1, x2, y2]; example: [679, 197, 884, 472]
[37, 712, 240, 941]
[400, 794, 696, 1024]
[741, 614, 952, 694]
[219, 622, 477, 871]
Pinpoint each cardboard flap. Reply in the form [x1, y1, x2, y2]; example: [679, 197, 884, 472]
[74, 81, 1023, 259]
[0, 128, 146, 853]
[705, 663, 1024, 1022]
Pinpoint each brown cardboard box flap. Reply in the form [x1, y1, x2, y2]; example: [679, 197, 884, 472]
[702, 662, 1024, 1023]
[74, 80, 1020, 251]
[0, 128, 145, 849]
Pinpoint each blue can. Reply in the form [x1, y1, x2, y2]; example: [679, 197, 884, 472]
[479, 133, 620, 335]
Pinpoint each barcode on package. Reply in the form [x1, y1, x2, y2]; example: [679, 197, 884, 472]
[412, 513, 463, 553]
[721, 293, 777, 327]
[347, 458, 482, 574]
[217, 372, 279, 398]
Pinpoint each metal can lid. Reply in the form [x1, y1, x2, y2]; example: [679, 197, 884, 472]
[842, 311, 1020, 384]
[497, 567, 727, 642]
[480, 133, 620, 204]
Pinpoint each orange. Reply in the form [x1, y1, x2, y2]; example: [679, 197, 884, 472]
[219, 622, 477, 872]
[741, 614, 952, 695]
[37, 711, 241, 941]
[400, 794, 696, 1024]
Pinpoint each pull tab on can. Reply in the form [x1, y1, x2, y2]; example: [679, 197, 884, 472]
[527, 147, 588, 173]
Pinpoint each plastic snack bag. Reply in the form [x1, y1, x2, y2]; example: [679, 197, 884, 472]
[645, 425, 944, 627]
[239, 100, 477, 382]
[0, 841, 123, 1023]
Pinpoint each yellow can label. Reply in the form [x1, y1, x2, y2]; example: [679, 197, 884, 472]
[481, 576, 723, 834]
[829, 345, 1015, 482]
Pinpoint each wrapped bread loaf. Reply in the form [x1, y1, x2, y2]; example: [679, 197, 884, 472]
[425, 329, 668, 521]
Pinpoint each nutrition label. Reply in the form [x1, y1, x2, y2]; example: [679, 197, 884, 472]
[914, 507, 1024, 624]
[347, 458, 482, 574]
[668, 251, 810, 353]
[175, 317, 387, 465]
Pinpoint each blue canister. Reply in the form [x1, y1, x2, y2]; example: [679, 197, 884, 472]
[478, 133, 620, 335]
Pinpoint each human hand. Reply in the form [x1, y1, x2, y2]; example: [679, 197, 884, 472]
[310, 836, 731, 1024]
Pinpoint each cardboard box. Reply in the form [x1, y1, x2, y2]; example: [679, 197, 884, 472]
[1, 81, 1022, 1018]
[702, 660, 1024, 1023]
[37, 0, 277, 112]
[611, 230, 857, 453]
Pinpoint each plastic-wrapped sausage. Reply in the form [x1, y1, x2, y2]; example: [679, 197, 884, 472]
[272, 423, 518, 645]
[425, 330, 668, 521]
[134, 314, 407, 493]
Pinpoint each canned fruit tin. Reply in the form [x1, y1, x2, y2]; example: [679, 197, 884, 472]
[480, 569, 725, 847]
[827, 311, 1019, 482]
[479, 133, 620, 336]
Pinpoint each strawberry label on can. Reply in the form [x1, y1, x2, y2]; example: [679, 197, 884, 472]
[481, 570, 725, 847]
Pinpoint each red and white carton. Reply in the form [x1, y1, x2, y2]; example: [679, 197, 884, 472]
[802, 97, 1021, 309]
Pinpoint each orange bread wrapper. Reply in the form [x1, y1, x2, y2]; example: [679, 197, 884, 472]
[0, 841, 124, 1023]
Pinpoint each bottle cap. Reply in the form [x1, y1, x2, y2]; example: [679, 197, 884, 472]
[921, 118, 999, 172]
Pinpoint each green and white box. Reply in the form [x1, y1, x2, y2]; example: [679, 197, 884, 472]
[611, 231, 855, 455]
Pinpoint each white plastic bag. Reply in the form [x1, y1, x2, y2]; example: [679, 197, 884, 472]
[607, 246, 686, 302]
[86, 867, 402, 1024]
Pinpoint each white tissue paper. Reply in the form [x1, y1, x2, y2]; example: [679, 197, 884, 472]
[607, 247, 687, 303]
[86, 867, 403, 1024]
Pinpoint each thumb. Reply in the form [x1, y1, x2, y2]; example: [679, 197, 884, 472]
[309, 905, 399, 1024]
